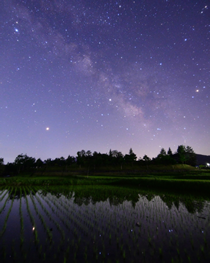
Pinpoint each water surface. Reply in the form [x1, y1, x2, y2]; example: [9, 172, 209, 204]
[0, 186, 209, 262]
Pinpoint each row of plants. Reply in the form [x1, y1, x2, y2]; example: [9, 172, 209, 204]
[1, 169, 210, 199]
[0, 186, 209, 262]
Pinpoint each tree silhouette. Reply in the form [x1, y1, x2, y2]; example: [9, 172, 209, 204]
[0, 158, 4, 165]
[77, 150, 86, 167]
[155, 148, 175, 165]
[167, 147, 173, 156]
[14, 154, 36, 174]
[36, 158, 43, 168]
[124, 148, 137, 166]
[0, 158, 4, 176]
[185, 146, 196, 166]
[177, 145, 186, 164]
[66, 155, 75, 165]
[143, 155, 151, 162]
[160, 148, 166, 156]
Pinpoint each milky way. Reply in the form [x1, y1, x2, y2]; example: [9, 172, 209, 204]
[1, 0, 209, 162]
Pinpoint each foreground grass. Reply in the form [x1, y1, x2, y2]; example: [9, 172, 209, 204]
[0, 168, 210, 197]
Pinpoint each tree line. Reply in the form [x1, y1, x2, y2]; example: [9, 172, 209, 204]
[0, 145, 196, 176]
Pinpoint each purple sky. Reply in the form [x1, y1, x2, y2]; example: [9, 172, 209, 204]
[1, 0, 209, 163]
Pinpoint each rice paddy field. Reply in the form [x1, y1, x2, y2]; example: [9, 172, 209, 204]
[0, 185, 209, 263]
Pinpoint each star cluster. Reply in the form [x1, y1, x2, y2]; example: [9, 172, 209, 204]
[1, 0, 209, 162]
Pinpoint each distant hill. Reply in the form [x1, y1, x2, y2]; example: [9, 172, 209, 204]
[196, 154, 210, 165]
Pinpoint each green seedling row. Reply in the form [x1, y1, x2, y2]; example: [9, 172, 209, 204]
[23, 186, 39, 244]
[32, 186, 65, 241]
[0, 187, 16, 238]
[0, 185, 210, 262]
[26, 186, 53, 242]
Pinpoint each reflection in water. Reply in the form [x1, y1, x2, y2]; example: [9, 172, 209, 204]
[6, 185, 207, 214]
[40, 186, 206, 214]
[0, 186, 209, 263]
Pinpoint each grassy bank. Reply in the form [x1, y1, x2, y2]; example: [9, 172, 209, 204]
[0, 167, 210, 197]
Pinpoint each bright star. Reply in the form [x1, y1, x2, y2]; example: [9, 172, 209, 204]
[46, 127, 50, 131]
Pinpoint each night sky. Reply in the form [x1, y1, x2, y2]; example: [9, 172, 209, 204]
[1, 0, 210, 163]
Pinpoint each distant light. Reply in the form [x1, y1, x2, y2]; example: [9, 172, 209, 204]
[32, 227, 35, 231]
[46, 127, 50, 131]
[196, 89, 199, 92]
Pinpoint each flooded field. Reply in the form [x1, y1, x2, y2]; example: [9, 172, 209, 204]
[0, 185, 209, 262]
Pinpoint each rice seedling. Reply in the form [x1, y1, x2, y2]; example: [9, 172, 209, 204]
[2, 244, 6, 260]
[122, 250, 126, 259]
[32, 188, 66, 241]
[0, 189, 9, 202]
[19, 188, 24, 247]
[42, 195, 73, 233]
[0, 187, 16, 238]
[159, 248, 163, 258]
[28, 188, 53, 241]
[0, 188, 13, 215]
[46, 194, 89, 238]
[200, 245, 204, 253]
[0, 184, 210, 262]
[23, 187, 39, 244]
[83, 246, 88, 261]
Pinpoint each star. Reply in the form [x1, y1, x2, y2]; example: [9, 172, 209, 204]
[0, 0, 209, 163]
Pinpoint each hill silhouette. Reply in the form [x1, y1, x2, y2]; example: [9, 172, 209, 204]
[196, 154, 210, 165]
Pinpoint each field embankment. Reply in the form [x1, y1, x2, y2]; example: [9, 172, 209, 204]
[0, 166, 210, 197]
